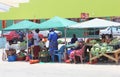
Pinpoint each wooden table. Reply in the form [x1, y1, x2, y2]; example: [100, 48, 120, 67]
[89, 48, 120, 64]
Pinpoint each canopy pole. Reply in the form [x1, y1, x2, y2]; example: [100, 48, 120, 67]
[1, 29, 3, 37]
[111, 26, 113, 38]
[83, 29, 85, 41]
[64, 28, 67, 61]
[26, 29, 29, 54]
[64, 28, 67, 45]
[94, 28, 95, 39]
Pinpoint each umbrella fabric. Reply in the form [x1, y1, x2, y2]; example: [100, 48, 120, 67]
[3, 31, 19, 41]
[4, 20, 38, 30]
[30, 16, 77, 29]
[69, 18, 120, 29]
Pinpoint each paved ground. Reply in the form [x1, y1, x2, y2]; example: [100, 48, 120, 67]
[0, 38, 120, 77]
[0, 50, 120, 77]
[0, 61, 120, 77]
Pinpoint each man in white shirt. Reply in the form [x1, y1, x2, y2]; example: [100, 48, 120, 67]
[5, 40, 16, 57]
[33, 29, 41, 59]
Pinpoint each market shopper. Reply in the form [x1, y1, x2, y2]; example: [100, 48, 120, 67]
[18, 31, 25, 42]
[48, 28, 58, 61]
[33, 29, 41, 59]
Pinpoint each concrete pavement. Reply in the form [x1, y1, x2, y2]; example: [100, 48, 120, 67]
[0, 37, 120, 77]
[0, 58, 120, 77]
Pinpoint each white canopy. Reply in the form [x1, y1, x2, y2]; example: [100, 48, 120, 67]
[68, 18, 120, 29]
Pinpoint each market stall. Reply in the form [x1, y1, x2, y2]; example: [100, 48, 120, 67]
[68, 18, 120, 64]
[90, 46, 120, 64]
[3, 20, 39, 61]
[30, 16, 77, 61]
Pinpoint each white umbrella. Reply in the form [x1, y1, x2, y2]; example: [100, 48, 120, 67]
[69, 18, 120, 29]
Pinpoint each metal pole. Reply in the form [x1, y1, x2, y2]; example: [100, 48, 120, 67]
[94, 28, 95, 39]
[111, 26, 113, 38]
[26, 29, 29, 53]
[64, 28, 67, 45]
[64, 28, 67, 60]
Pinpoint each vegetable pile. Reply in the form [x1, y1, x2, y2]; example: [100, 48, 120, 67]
[91, 43, 113, 56]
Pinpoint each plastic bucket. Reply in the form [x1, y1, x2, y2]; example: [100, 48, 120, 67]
[8, 55, 17, 62]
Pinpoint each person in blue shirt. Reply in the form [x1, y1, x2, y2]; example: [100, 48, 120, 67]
[18, 31, 25, 42]
[48, 28, 58, 59]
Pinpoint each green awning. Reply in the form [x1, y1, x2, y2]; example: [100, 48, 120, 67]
[4, 20, 38, 31]
[30, 16, 77, 29]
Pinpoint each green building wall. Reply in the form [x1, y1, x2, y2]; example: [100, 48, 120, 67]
[0, 20, 13, 30]
[0, 0, 120, 20]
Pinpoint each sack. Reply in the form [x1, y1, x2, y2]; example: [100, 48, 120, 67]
[65, 59, 71, 63]
[19, 41, 27, 50]
[29, 59, 39, 64]
[39, 50, 49, 57]
[16, 56, 26, 61]
[39, 41, 46, 49]
[40, 56, 50, 62]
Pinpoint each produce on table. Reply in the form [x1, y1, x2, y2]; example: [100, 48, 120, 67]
[58, 40, 64, 44]
[91, 43, 114, 56]
[89, 40, 97, 44]
[109, 38, 119, 45]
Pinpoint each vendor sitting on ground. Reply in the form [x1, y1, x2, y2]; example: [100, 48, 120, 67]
[5, 40, 16, 57]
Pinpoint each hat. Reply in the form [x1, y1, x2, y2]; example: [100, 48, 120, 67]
[35, 29, 40, 33]
[78, 38, 83, 42]
[49, 28, 54, 32]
